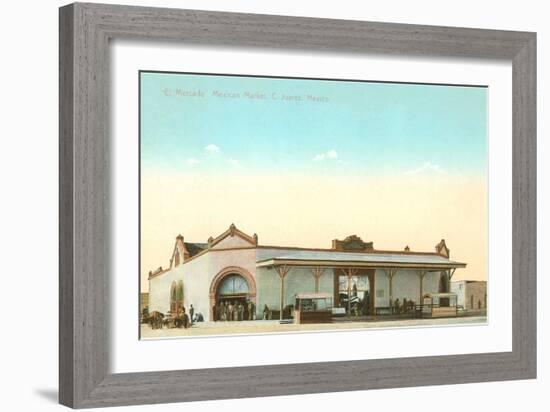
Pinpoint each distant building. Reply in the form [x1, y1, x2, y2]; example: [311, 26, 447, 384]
[451, 280, 487, 310]
[147, 224, 467, 321]
[140, 292, 149, 313]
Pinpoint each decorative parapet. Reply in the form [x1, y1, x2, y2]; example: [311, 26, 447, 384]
[435, 239, 450, 258]
[332, 235, 374, 252]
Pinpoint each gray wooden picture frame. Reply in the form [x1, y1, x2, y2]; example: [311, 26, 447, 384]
[59, 2, 536, 409]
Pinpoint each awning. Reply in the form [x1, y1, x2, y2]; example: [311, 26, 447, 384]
[256, 250, 466, 270]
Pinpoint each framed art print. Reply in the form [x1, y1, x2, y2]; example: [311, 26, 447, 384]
[138, 70, 488, 339]
[59, 3, 536, 408]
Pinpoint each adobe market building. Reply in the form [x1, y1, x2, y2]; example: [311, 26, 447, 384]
[147, 224, 467, 321]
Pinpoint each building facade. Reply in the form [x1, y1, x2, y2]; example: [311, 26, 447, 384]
[140, 292, 149, 314]
[451, 280, 487, 311]
[148, 224, 467, 321]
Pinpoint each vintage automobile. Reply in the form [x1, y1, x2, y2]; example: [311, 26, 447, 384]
[421, 292, 459, 318]
[294, 293, 333, 324]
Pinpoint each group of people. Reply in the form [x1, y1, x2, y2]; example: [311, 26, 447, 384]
[392, 298, 415, 314]
[342, 291, 371, 317]
[144, 304, 205, 329]
[213, 300, 256, 321]
[163, 304, 194, 329]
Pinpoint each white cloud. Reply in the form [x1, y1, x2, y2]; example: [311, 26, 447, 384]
[313, 150, 338, 161]
[227, 158, 243, 168]
[204, 144, 220, 153]
[404, 161, 446, 175]
[186, 158, 199, 166]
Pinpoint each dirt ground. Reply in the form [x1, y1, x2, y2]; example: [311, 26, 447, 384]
[140, 316, 487, 339]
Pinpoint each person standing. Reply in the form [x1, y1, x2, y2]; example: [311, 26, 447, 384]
[182, 306, 188, 328]
[237, 302, 243, 321]
[183, 305, 187, 328]
[219, 301, 226, 321]
[247, 301, 253, 320]
[394, 298, 401, 315]
[233, 301, 238, 321]
[243, 301, 249, 321]
[227, 301, 233, 321]
[189, 304, 194, 324]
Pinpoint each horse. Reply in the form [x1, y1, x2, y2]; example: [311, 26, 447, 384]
[148, 311, 164, 329]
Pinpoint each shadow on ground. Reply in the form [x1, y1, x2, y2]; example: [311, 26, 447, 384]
[35, 389, 58, 404]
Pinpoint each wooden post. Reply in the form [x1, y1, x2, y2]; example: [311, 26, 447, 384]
[389, 270, 393, 306]
[311, 267, 325, 293]
[347, 270, 351, 315]
[280, 275, 284, 320]
[274, 265, 291, 320]
[385, 268, 398, 312]
[418, 270, 427, 304]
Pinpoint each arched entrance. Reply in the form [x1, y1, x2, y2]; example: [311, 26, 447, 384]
[209, 266, 257, 321]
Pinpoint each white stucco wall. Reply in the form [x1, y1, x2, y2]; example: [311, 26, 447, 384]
[374, 270, 390, 307]
[148, 265, 184, 315]
[177, 252, 212, 320]
[451, 280, 467, 307]
[390, 269, 441, 304]
[451, 281, 486, 310]
[318, 268, 334, 294]
[371, 269, 443, 307]
[149, 247, 259, 321]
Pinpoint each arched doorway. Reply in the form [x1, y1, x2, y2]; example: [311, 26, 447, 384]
[209, 266, 257, 321]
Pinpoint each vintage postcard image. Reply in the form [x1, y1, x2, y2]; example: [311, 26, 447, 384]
[139, 71, 487, 338]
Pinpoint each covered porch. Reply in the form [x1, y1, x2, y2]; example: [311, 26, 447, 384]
[256, 251, 466, 321]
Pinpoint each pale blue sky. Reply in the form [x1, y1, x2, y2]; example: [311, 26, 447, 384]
[140, 71, 487, 176]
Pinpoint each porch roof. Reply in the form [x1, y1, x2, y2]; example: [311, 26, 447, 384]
[256, 250, 466, 270]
